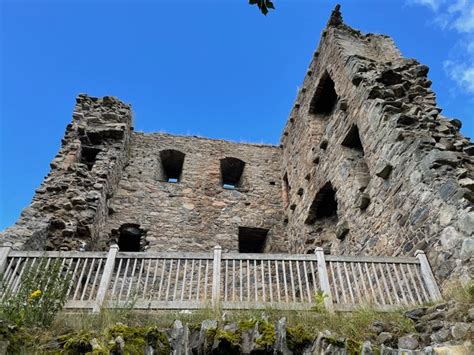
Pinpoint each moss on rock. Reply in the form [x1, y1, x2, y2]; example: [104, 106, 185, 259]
[146, 327, 170, 355]
[255, 320, 276, 349]
[286, 324, 314, 352]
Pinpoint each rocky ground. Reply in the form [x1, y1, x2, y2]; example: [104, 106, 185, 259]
[1, 298, 473, 354]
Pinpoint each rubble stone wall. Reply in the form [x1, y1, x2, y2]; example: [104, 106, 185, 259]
[102, 133, 286, 252]
[281, 7, 473, 286]
[0, 94, 133, 251]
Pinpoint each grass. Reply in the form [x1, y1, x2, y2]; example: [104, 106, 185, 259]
[48, 305, 415, 345]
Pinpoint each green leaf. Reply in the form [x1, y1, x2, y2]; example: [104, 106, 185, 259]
[248, 0, 274, 15]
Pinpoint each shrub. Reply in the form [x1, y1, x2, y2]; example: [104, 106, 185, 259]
[0, 257, 72, 327]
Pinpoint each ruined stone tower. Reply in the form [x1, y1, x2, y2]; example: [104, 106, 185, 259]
[1, 6, 472, 289]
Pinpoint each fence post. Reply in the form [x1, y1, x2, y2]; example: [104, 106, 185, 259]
[93, 244, 119, 313]
[0, 245, 12, 275]
[415, 250, 442, 301]
[211, 245, 222, 310]
[315, 247, 334, 313]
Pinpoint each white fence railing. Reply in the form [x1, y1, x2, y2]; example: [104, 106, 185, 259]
[0, 245, 442, 312]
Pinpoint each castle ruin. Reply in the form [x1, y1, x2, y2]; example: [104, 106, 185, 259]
[1, 6, 472, 290]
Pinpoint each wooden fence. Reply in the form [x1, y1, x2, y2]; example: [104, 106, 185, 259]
[0, 245, 442, 313]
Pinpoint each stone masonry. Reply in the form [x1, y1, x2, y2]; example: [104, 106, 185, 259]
[1, 6, 472, 289]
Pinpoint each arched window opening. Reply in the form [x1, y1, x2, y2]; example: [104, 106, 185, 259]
[309, 72, 338, 115]
[305, 182, 338, 224]
[238, 227, 268, 253]
[160, 149, 185, 183]
[117, 224, 146, 252]
[342, 124, 364, 153]
[220, 157, 245, 189]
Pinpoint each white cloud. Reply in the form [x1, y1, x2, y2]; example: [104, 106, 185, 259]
[444, 60, 474, 93]
[409, 0, 444, 11]
[409, 0, 474, 94]
[448, 0, 474, 32]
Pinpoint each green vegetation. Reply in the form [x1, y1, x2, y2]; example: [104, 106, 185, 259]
[286, 324, 314, 351]
[0, 257, 72, 328]
[215, 327, 241, 345]
[311, 290, 328, 313]
[255, 319, 276, 348]
[0, 305, 417, 353]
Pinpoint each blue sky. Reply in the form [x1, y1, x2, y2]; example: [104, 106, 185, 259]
[1, 0, 473, 229]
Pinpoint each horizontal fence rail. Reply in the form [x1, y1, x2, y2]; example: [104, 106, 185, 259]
[0, 245, 442, 312]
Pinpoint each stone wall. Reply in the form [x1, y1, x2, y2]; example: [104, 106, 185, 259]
[0, 94, 133, 251]
[102, 133, 286, 252]
[281, 6, 473, 286]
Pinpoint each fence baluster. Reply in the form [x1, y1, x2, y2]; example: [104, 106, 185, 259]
[371, 263, 385, 305]
[73, 258, 88, 301]
[385, 263, 400, 305]
[143, 259, 152, 298]
[89, 258, 103, 301]
[247, 260, 251, 302]
[296, 261, 303, 302]
[289, 260, 296, 302]
[232, 260, 236, 302]
[240, 260, 243, 302]
[204, 259, 209, 301]
[110, 257, 122, 300]
[165, 259, 174, 301]
[275, 260, 281, 302]
[349, 262, 361, 304]
[393, 262, 408, 305]
[343, 262, 355, 304]
[224, 260, 228, 302]
[377, 263, 393, 305]
[364, 262, 377, 305]
[268, 260, 273, 303]
[196, 259, 202, 301]
[181, 259, 188, 302]
[406, 264, 422, 304]
[400, 264, 415, 305]
[136, 258, 145, 298]
[188, 259, 195, 301]
[282, 260, 288, 303]
[157, 259, 165, 301]
[81, 258, 95, 301]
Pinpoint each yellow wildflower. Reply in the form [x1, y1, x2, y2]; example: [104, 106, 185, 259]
[29, 289, 42, 299]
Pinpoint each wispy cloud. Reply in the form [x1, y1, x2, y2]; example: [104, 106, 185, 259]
[410, 0, 474, 93]
[409, 0, 444, 11]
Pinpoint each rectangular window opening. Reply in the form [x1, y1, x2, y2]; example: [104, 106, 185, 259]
[220, 157, 245, 189]
[238, 227, 269, 253]
[160, 149, 185, 183]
